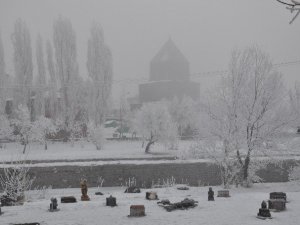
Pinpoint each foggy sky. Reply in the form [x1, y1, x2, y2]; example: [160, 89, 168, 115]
[0, 0, 299, 103]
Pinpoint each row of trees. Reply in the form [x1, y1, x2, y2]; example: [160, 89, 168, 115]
[0, 17, 112, 137]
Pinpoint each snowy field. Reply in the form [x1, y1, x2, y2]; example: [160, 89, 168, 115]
[1, 182, 300, 225]
[0, 140, 191, 163]
[1, 135, 300, 163]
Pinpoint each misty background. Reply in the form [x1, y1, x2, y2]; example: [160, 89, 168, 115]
[0, 0, 299, 104]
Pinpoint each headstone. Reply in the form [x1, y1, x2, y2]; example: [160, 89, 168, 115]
[0, 202, 2, 215]
[13, 223, 40, 225]
[217, 190, 230, 197]
[80, 179, 90, 201]
[208, 187, 214, 201]
[49, 198, 59, 212]
[129, 205, 145, 217]
[269, 192, 287, 201]
[268, 199, 286, 211]
[177, 186, 189, 190]
[124, 186, 141, 193]
[61, 196, 77, 203]
[257, 201, 271, 219]
[106, 195, 117, 207]
[95, 192, 103, 195]
[146, 192, 158, 200]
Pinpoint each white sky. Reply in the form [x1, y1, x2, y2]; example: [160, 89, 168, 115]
[0, 0, 299, 102]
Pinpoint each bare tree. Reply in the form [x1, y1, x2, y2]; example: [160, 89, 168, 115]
[0, 31, 5, 113]
[11, 18, 33, 107]
[276, 0, 300, 24]
[87, 22, 113, 126]
[46, 40, 57, 120]
[53, 16, 79, 131]
[35, 34, 46, 117]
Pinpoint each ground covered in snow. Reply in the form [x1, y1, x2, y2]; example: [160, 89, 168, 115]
[1, 182, 300, 225]
[1, 137, 299, 164]
[0, 141, 189, 163]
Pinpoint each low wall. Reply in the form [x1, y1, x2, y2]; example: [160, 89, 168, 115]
[5, 159, 295, 189]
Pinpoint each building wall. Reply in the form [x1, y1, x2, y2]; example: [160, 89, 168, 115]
[139, 80, 200, 103]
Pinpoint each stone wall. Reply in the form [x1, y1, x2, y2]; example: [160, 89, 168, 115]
[0, 159, 298, 190]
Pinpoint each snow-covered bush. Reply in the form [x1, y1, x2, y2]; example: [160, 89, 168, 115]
[133, 102, 178, 153]
[289, 166, 300, 182]
[0, 160, 35, 205]
[88, 123, 105, 150]
[0, 114, 13, 148]
[12, 105, 33, 153]
[32, 116, 57, 150]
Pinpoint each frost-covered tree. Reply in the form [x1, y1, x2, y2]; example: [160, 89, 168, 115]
[201, 46, 290, 187]
[0, 31, 5, 113]
[0, 159, 35, 204]
[35, 34, 46, 117]
[88, 123, 105, 150]
[53, 16, 78, 130]
[32, 116, 57, 150]
[12, 105, 33, 154]
[11, 18, 33, 107]
[46, 40, 57, 120]
[87, 22, 113, 126]
[168, 96, 198, 137]
[134, 102, 178, 153]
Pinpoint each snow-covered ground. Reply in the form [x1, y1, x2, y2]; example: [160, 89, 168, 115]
[0, 140, 192, 163]
[1, 137, 299, 164]
[1, 182, 300, 225]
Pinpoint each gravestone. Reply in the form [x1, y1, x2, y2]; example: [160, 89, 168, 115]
[257, 201, 271, 219]
[208, 187, 214, 201]
[217, 190, 230, 197]
[0, 202, 2, 215]
[49, 198, 59, 212]
[177, 186, 189, 190]
[268, 199, 286, 211]
[61, 196, 77, 203]
[106, 195, 117, 207]
[129, 205, 145, 217]
[80, 179, 90, 201]
[146, 192, 158, 200]
[270, 192, 287, 201]
[95, 192, 103, 195]
[124, 186, 141, 193]
[13, 223, 40, 225]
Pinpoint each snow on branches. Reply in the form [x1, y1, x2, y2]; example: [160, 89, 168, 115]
[134, 102, 178, 153]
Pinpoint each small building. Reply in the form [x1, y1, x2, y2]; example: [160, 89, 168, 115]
[139, 39, 200, 103]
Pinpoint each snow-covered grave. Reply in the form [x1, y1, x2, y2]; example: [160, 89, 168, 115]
[1, 182, 300, 225]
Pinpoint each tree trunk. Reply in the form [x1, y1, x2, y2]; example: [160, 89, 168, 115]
[23, 143, 27, 154]
[242, 151, 251, 186]
[45, 140, 48, 150]
[145, 140, 154, 154]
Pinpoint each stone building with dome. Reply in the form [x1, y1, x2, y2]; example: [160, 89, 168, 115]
[139, 39, 200, 103]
